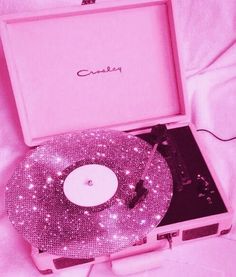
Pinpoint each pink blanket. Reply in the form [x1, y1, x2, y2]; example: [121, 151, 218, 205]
[0, 0, 236, 276]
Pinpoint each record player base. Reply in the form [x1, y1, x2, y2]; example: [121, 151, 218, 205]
[31, 124, 233, 274]
[31, 217, 232, 274]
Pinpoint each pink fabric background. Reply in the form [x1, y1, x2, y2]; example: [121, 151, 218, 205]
[0, 0, 236, 276]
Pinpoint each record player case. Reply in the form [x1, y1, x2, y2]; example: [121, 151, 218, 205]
[0, 0, 233, 274]
[30, 123, 233, 274]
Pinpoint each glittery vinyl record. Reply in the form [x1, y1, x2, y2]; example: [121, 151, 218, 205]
[6, 129, 173, 258]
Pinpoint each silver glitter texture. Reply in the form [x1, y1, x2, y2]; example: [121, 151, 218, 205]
[5, 129, 173, 258]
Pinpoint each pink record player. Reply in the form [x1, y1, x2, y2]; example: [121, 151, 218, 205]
[0, 0, 233, 275]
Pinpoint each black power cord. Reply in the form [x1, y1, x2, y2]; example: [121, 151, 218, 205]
[197, 129, 236, 142]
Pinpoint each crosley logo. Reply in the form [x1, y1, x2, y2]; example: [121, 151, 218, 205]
[77, 66, 122, 77]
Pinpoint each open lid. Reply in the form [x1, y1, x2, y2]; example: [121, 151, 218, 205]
[0, 0, 188, 146]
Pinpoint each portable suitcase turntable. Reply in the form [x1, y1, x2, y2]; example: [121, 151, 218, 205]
[0, 0, 233, 275]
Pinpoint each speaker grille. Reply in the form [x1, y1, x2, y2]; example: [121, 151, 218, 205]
[182, 223, 218, 241]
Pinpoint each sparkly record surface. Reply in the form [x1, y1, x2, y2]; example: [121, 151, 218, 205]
[6, 129, 173, 258]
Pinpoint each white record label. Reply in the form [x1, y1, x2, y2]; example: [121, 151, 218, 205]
[63, 164, 118, 207]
